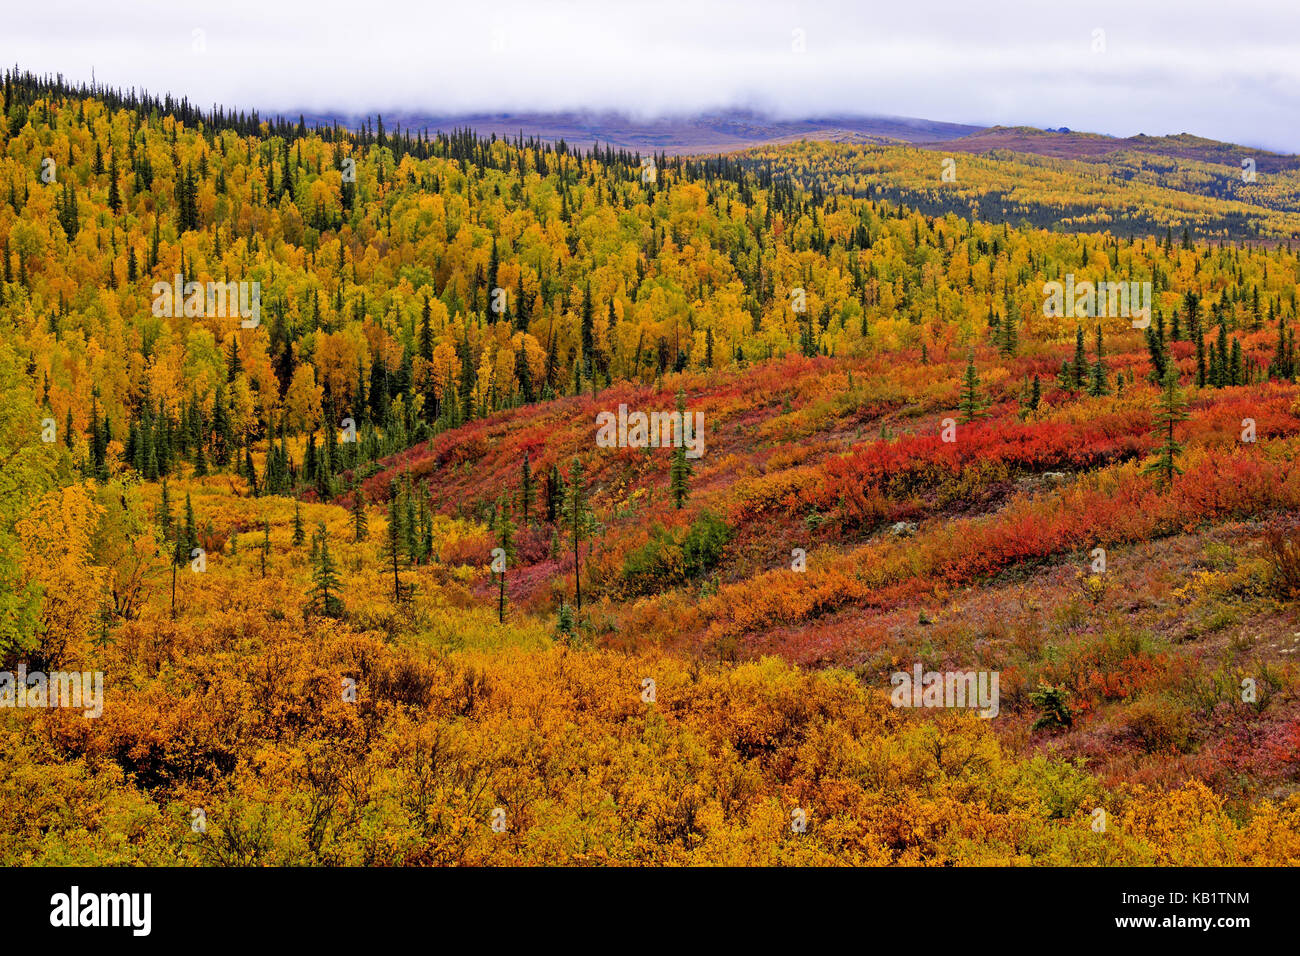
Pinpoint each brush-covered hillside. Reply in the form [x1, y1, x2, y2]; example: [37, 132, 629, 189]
[2, 69, 1299, 865]
[737, 139, 1300, 240]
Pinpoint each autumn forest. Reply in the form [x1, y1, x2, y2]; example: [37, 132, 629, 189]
[4, 64, 1300, 868]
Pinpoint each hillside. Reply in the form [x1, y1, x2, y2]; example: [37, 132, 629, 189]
[354, 345, 1300, 806]
[926, 126, 1298, 169]
[2, 68, 1300, 865]
[917, 128, 1300, 227]
[724, 139, 1300, 240]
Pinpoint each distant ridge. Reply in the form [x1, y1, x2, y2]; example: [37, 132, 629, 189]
[291, 110, 1296, 169]
[921, 125, 1299, 171]
[292, 108, 986, 155]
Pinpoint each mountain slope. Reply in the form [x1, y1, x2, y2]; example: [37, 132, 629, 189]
[297, 108, 986, 154]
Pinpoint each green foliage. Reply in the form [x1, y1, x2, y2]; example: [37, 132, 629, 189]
[555, 601, 575, 640]
[519, 451, 534, 525]
[1144, 366, 1189, 488]
[1030, 683, 1075, 731]
[562, 457, 596, 613]
[669, 388, 691, 509]
[622, 510, 732, 596]
[384, 481, 407, 603]
[1013, 756, 1099, 820]
[959, 350, 986, 423]
[310, 523, 343, 618]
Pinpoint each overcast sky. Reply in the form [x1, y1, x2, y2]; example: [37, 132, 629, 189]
[6, 0, 1299, 151]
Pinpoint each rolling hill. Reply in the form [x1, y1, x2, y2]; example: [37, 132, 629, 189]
[2, 67, 1299, 865]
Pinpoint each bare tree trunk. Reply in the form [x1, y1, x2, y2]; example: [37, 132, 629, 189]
[573, 514, 582, 615]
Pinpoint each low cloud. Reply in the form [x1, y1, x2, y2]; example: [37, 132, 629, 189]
[7, 0, 1298, 150]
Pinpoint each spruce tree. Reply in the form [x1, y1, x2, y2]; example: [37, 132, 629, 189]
[1212, 338, 1225, 387]
[107, 156, 121, 213]
[419, 294, 433, 361]
[183, 492, 197, 556]
[1019, 375, 1041, 418]
[169, 529, 186, 620]
[519, 451, 534, 525]
[1088, 324, 1110, 396]
[561, 458, 595, 615]
[311, 524, 343, 618]
[292, 500, 305, 546]
[159, 477, 173, 540]
[57, 179, 79, 238]
[580, 281, 594, 375]
[193, 433, 208, 477]
[1270, 316, 1293, 381]
[384, 481, 406, 601]
[959, 350, 986, 423]
[1145, 323, 1168, 382]
[260, 521, 270, 579]
[1186, 292, 1207, 386]
[403, 480, 419, 564]
[1144, 366, 1189, 489]
[556, 601, 575, 641]
[669, 388, 691, 509]
[1195, 328, 1207, 387]
[1072, 325, 1087, 389]
[999, 310, 1018, 357]
[419, 484, 434, 563]
[304, 432, 317, 482]
[545, 463, 564, 524]
[244, 447, 258, 495]
[514, 345, 534, 403]
[352, 491, 368, 542]
[494, 499, 515, 624]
